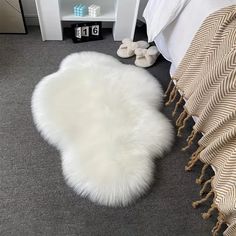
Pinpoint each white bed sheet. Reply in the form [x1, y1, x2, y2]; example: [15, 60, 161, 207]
[143, 0, 190, 42]
[153, 0, 236, 75]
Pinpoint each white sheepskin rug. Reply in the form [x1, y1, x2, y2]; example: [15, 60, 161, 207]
[31, 52, 173, 207]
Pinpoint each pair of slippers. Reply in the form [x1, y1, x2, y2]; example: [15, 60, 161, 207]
[117, 39, 160, 68]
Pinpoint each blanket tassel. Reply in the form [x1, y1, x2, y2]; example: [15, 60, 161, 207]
[185, 154, 199, 171]
[177, 114, 191, 137]
[165, 86, 178, 106]
[196, 163, 210, 184]
[182, 129, 198, 151]
[200, 177, 213, 196]
[164, 79, 173, 97]
[212, 212, 225, 236]
[202, 203, 217, 220]
[201, 202, 226, 236]
[172, 96, 183, 117]
[176, 109, 188, 127]
[185, 146, 204, 171]
[192, 190, 214, 208]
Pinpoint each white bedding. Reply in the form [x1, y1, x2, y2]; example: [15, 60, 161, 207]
[143, 0, 190, 42]
[145, 0, 236, 75]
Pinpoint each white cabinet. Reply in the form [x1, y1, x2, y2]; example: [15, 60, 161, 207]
[35, 0, 140, 41]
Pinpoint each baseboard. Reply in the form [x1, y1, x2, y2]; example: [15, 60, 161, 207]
[24, 15, 39, 26]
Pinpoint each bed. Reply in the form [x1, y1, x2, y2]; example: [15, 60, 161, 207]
[143, 0, 236, 75]
[143, 2, 236, 236]
[143, 0, 236, 124]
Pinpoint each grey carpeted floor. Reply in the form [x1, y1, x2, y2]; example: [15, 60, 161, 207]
[0, 27, 221, 236]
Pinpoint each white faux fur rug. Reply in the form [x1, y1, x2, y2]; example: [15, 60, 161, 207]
[32, 52, 173, 206]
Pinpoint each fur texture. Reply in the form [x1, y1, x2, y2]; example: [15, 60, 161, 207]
[32, 52, 173, 206]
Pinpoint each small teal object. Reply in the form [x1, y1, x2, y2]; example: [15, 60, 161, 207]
[74, 4, 88, 16]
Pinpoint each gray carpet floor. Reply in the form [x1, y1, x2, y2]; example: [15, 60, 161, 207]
[0, 27, 222, 236]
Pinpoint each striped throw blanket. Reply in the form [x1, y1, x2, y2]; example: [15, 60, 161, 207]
[165, 5, 236, 236]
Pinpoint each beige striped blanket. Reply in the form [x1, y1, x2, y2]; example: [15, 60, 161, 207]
[165, 5, 236, 236]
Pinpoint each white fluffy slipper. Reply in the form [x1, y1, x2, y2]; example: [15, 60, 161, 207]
[117, 38, 149, 58]
[32, 52, 173, 207]
[135, 46, 160, 68]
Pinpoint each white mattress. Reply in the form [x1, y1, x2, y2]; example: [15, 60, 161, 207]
[153, 0, 236, 75]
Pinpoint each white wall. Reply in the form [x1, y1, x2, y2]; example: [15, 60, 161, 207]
[21, 0, 37, 16]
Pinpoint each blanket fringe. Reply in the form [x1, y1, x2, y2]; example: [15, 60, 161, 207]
[177, 114, 191, 137]
[202, 203, 217, 220]
[176, 109, 188, 127]
[164, 79, 173, 97]
[182, 129, 198, 151]
[197, 197, 225, 236]
[200, 177, 213, 196]
[172, 96, 183, 117]
[185, 154, 200, 171]
[196, 163, 210, 185]
[212, 212, 225, 236]
[165, 86, 177, 106]
[185, 146, 204, 171]
[192, 189, 214, 208]
[187, 129, 196, 143]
